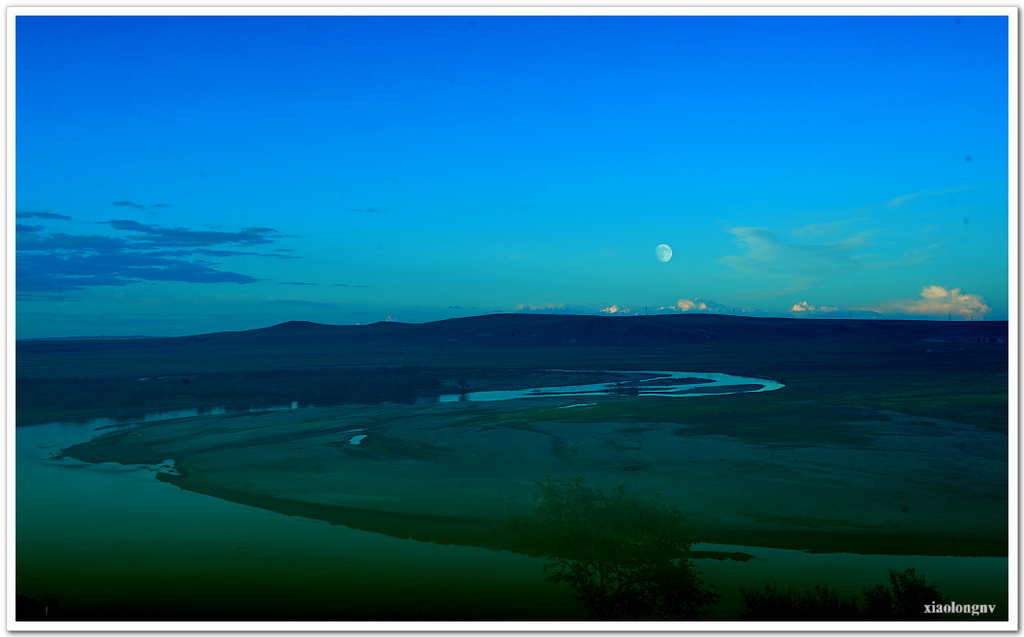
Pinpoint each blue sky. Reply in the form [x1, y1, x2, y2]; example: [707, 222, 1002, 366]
[15, 13, 1011, 337]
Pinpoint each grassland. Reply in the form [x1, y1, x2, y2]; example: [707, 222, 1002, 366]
[29, 314, 1008, 561]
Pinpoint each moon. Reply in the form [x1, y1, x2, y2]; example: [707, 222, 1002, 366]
[655, 243, 673, 263]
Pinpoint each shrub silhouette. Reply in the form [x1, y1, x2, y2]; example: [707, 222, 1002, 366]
[738, 567, 948, 620]
[862, 567, 949, 619]
[507, 475, 719, 620]
[737, 583, 861, 620]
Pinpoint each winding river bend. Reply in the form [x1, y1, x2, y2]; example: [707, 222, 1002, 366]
[437, 369, 784, 402]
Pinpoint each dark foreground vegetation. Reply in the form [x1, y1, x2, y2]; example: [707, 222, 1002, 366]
[738, 568, 949, 620]
[19, 475, 958, 622]
[507, 476, 720, 620]
[504, 476, 954, 622]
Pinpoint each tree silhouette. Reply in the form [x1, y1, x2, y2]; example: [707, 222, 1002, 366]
[738, 567, 949, 620]
[507, 476, 719, 620]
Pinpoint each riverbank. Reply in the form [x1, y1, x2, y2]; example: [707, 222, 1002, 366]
[60, 393, 1008, 558]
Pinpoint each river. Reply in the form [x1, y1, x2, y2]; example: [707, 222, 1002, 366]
[436, 369, 784, 402]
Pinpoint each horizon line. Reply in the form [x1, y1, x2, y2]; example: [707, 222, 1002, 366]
[14, 311, 1008, 342]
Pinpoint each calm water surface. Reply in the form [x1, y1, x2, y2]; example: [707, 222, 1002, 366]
[16, 417, 578, 621]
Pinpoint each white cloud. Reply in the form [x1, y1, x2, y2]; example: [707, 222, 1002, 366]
[657, 297, 740, 314]
[720, 224, 943, 301]
[600, 304, 631, 314]
[860, 286, 991, 318]
[887, 191, 930, 208]
[901, 286, 991, 317]
[886, 188, 968, 208]
[920, 285, 949, 300]
[720, 226, 873, 284]
[677, 298, 708, 312]
[789, 301, 839, 313]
